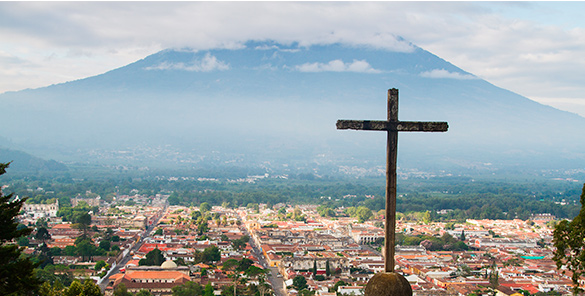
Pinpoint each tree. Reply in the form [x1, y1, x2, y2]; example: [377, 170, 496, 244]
[113, 283, 132, 296]
[95, 260, 107, 271]
[553, 183, 585, 295]
[200, 202, 211, 213]
[139, 248, 166, 266]
[76, 238, 98, 262]
[325, 260, 331, 276]
[81, 279, 103, 296]
[136, 289, 153, 296]
[39, 280, 65, 296]
[257, 283, 271, 296]
[203, 283, 214, 296]
[172, 281, 203, 296]
[312, 259, 317, 276]
[36, 227, 52, 243]
[292, 275, 308, 291]
[237, 258, 253, 272]
[356, 206, 373, 223]
[197, 220, 209, 235]
[232, 235, 250, 250]
[73, 212, 92, 239]
[244, 265, 265, 277]
[64, 280, 83, 296]
[222, 258, 239, 271]
[99, 240, 111, 251]
[202, 245, 221, 263]
[329, 280, 348, 293]
[0, 162, 42, 295]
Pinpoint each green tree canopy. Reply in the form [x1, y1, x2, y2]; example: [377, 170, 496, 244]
[113, 283, 132, 296]
[139, 248, 166, 266]
[35, 227, 51, 243]
[202, 245, 221, 264]
[172, 281, 203, 296]
[0, 162, 41, 295]
[553, 183, 585, 295]
[136, 289, 153, 296]
[199, 202, 211, 213]
[203, 283, 214, 296]
[292, 275, 308, 291]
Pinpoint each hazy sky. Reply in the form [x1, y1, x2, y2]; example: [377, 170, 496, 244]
[1, 2, 585, 116]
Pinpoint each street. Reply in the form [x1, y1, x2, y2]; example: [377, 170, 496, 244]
[243, 225, 287, 296]
[98, 202, 167, 292]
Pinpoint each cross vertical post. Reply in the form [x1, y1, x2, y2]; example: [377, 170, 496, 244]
[336, 88, 448, 274]
[386, 88, 399, 272]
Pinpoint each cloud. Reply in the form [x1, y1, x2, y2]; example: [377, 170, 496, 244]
[419, 69, 476, 80]
[295, 59, 381, 73]
[144, 53, 229, 72]
[0, 1, 585, 116]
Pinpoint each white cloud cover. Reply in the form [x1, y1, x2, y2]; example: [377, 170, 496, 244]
[295, 59, 381, 73]
[420, 69, 476, 80]
[0, 2, 584, 115]
[144, 53, 229, 72]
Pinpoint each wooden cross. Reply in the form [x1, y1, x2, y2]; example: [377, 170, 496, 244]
[337, 88, 448, 272]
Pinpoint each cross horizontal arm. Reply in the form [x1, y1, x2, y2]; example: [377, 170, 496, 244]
[336, 120, 448, 132]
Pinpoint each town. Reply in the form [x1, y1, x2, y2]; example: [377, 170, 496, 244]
[17, 191, 573, 296]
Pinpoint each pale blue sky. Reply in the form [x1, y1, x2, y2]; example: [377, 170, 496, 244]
[1, 1, 584, 116]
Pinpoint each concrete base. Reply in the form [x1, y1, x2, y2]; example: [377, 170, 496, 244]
[364, 272, 412, 296]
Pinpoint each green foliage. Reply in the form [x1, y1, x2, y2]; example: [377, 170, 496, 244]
[203, 284, 214, 296]
[136, 289, 153, 296]
[244, 265, 266, 277]
[345, 206, 373, 222]
[17, 235, 30, 246]
[113, 283, 132, 296]
[396, 232, 469, 251]
[95, 260, 107, 271]
[222, 259, 239, 271]
[238, 258, 253, 272]
[0, 162, 41, 296]
[199, 202, 211, 213]
[197, 220, 209, 235]
[36, 264, 75, 287]
[317, 205, 336, 217]
[99, 240, 111, 251]
[81, 279, 103, 296]
[139, 248, 166, 266]
[292, 275, 308, 291]
[49, 279, 102, 296]
[330, 280, 348, 293]
[553, 183, 585, 295]
[231, 235, 249, 250]
[75, 238, 103, 262]
[202, 245, 221, 263]
[36, 227, 52, 242]
[58, 205, 98, 223]
[172, 281, 203, 296]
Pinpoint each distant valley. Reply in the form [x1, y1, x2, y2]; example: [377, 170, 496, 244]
[1, 40, 584, 178]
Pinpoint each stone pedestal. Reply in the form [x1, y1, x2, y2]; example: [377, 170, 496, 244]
[364, 272, 412, 296]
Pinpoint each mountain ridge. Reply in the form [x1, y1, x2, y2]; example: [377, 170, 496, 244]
[1, 40, 584, 175]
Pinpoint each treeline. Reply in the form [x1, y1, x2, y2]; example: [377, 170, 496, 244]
[395, 192, 580, 220]
[3, 171, 582, 219]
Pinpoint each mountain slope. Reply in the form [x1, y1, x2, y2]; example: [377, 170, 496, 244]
[1, 41, 584, 173]
[0, 148, 67, 172]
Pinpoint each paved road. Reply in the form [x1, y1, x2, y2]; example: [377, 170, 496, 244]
[243, 224, 287, 296]
[98, 202, 168, 291]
